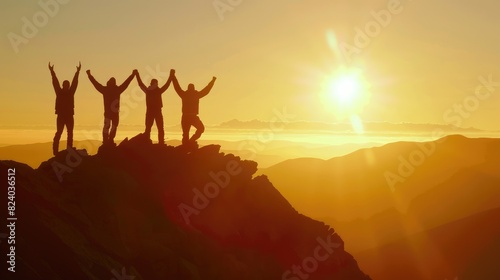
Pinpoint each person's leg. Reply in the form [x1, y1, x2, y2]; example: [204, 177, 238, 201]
[103, 117, 111, 144]
[144, 112, 154, 139]
[181, 115, 191, 145]
[156, 111, 165, 144]
[109, 114, 119, 144]
[53, 115, 64, 155]
[66, 115, 74, 150]
[190, 116, 205, 142]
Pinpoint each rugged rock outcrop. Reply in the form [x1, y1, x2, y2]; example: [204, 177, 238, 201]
[0, 134, 370, 280]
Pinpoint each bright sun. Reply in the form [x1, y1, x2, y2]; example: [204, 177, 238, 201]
[323, 68, 369, 116]
[328, 73, 362, 106]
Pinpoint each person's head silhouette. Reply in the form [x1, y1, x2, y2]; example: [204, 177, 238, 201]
[107, 78, 116, 87]
[62, 80, 70, 91]
[188, 83, 195, 91]
[150, 79, 158, 88]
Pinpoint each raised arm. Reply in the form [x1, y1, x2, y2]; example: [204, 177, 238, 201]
[48, 62, 61, 94]
[117, 70, 136, 94]
[171, 70, 186, 98]
[69, 62, 81, 95]
[198, 76, 217, 98]
[86, 70, 106, 94]
[135, 70, 148, 92]
[158, 74, 173, 94]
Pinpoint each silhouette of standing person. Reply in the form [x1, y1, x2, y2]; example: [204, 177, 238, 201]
[49, 62, 81, 155]
[86, 69, 136, 146]
[171, 70, 217, 146]
[135, 69, 173, 144]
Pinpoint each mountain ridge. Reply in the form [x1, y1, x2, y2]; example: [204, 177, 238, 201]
[0, 133, 370, 280]
[258, 134, 500, 279]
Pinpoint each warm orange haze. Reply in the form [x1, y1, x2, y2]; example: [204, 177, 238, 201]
[1, 1, 500, 280]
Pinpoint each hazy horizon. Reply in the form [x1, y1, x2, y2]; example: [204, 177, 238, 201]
[2, 125, 500, 146]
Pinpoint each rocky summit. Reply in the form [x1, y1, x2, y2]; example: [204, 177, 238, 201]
[0, 134, 370, 280]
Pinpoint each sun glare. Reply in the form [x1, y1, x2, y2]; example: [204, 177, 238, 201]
[322, 67, 370, 118]
[328, 73, 361, 106]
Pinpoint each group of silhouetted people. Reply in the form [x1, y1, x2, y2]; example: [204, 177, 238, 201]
[49, 62, 217, 155]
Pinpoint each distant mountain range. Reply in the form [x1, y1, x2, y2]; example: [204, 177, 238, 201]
[216, 120, 493, 133]
[259, 135, 500, 279]
[2, 120, 497, 133]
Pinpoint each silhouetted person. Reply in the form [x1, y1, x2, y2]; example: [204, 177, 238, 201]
[171, 70, 217, 146]
[49, 62, 81, 155]
[87, 70, 136, 146]
[135, 69, 173, 144]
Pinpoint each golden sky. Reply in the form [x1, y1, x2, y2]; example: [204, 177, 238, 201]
[1, 0, 500, 131]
